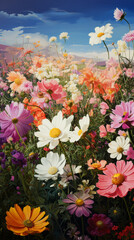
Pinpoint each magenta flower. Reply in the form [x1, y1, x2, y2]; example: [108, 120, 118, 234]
[37, 79, 67, 101]
[110, 101, 134, 129]
[123, 30, 134, 42]
[63, 191, 94, 217]
[0, 102, 34, 142]
[87, 214, 113, 236]
[96, 160, 134, 198]
[125, 147, 134, 160]
[114, 8, 125, 21]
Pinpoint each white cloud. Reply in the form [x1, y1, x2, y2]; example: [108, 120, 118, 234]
[0, 27, 49, 49]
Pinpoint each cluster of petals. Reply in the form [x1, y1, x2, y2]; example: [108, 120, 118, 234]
[99, 124, 115, 138]
[0, 102, 34, 142]
[87, 214, 113, 236]
[34, 151, 66, 181]
[37, 79, 67, 102]
[123, 30, 134, 42]
[110, 101, 134, 129]
[6, 204, 49, 236]
[107, 136, 130, 160]
[114, 8, 125, 21]
[7, 71, 27, 93]
[87, 159, 107, 171]
[34, 111, 74, 149]
[63, 191, 94, 217]
[96, 160, 134, 198]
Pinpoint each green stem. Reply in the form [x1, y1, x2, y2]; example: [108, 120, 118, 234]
[103, 40, 109, 59]
[124, 18, 131, 31]
[123, 197, 133, 225]
[59, 141, 75, 184]
[14, 124, 26, 147]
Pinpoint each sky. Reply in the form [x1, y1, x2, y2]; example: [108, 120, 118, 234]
[0, 0, 134, 59]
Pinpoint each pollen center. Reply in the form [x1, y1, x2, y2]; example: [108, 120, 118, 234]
[112, 173, 125, 185]
[75, 198, 84, 206]
[97, 32, 105, 38]
[14, 78, 21, 85]
[92, 163, 101, 169]
[96, 220, 104, 228]
[12, 118, 18, 124]
[49, 128, 61, 138]
[78, 129, 83, 136]
[117, 147, 123, 153]
[48, 166, 58, 175]
[37, 92, 44, 98]
[24, 219, 34, 228]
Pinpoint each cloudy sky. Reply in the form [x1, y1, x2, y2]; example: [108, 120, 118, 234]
[1, 0, 134, 59]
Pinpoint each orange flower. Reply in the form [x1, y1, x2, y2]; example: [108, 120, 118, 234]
[7, 71, 27, 93]
[62, 100, 77, 115]
[6, 204, 49, 236]
[87, 159, 107, 171]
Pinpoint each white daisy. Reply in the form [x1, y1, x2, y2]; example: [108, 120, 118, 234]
[59, 32, 69, 40]
[34, 151, 66, 181]
[34, 111, 74, 149]
[49, 36, 57, 43]
[107, 136, 130, 160]
[88, 23, 113, 46]
[69, 114, 90, 143]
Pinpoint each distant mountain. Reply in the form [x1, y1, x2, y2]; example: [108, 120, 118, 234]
[0, 44, 21, 66]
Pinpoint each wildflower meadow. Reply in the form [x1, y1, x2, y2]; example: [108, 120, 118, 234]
[0, 7, 134, 240]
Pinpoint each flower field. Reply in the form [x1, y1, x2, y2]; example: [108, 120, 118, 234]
[0, 7, 134, 240]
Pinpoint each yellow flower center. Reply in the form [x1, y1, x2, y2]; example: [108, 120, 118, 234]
[14, 78, 21, 85]
[49, 128, 61, 138]
[48, 166, 58, 175]
[78, 129, 83, 136]
[63, 52, 68, 57]
[29, 152, 34, 157]
[92, 163, 101, 169]
[37, 92, 44, 98]
[24, 219, 34, 228]
[75, 198, 84, 206]
[96, 220, 104, 228]
[112, 173, 125, 185]
[12, 118, 18, 124]
[97, 32, 105, 38]
[123, 111, 127, 116]
[67, 172, 72, 177]
[114, 210, 118, 214]
[117, 147, 123, 153]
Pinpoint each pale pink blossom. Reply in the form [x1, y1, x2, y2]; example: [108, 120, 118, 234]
[87, 159, 107, 170]
[100, 102, 109, 115]
[114, 8, 125, 21]
[123, 31, 134, 42]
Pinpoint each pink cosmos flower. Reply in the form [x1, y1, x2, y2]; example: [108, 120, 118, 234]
[19, 80, 33, 93]
[110, 101, 134, 129]
[125, 147, 134, 160]
[31, 86, 52, 108]
[96, 160, 134, 198]
[118, 130, 127, 137]
[123, 30, 134, 42]
[124, 68, 133, 78]
[100, 102, 109, 115]
[87, 159, 107, 170]
[99, 124, 115, 138]
[63, 191, 94, 217]
[37, 79, 67, 101]
[114, 8, 125, 21]
[0, 102, 34, 142]
[87, 214, 113, 236]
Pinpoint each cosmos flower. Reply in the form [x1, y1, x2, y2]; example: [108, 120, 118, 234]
[61, 164, 82, 182]
[69, 114, 90, 142]
[110, 101, 134, 129]
[34, 111, 74, 149]
[6, 204, 49, 236]
[7, 71, 27, 93]
[88, 24, 113, 46]
[87, 214, 113, 236]
[34, 151, 66, 181]
[0, 102, 34, 142]
[123, 31, 134, 42]
[96, 160, 134, 198]
[107, 136, 130, 160]
[87, 159, 107, 171]
[114, 8, 125, 21]
[19, 80, 33, 93]
[63, 191, 94, 217]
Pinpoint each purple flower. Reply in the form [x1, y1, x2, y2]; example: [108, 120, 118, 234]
[63, 191, 94, 217]
[11, 150, 27, 167]
[0, 101, 34, 142]
[123, 30, 134, 42]
[87, 214, 113, 236]
[110, 101, 134, 129]
[0, 152, 6, 169]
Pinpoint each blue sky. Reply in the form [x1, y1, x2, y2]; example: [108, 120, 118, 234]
[0, 0, 134, 59]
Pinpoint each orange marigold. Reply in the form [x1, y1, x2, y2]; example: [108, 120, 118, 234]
[6, 204, 49, 236]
